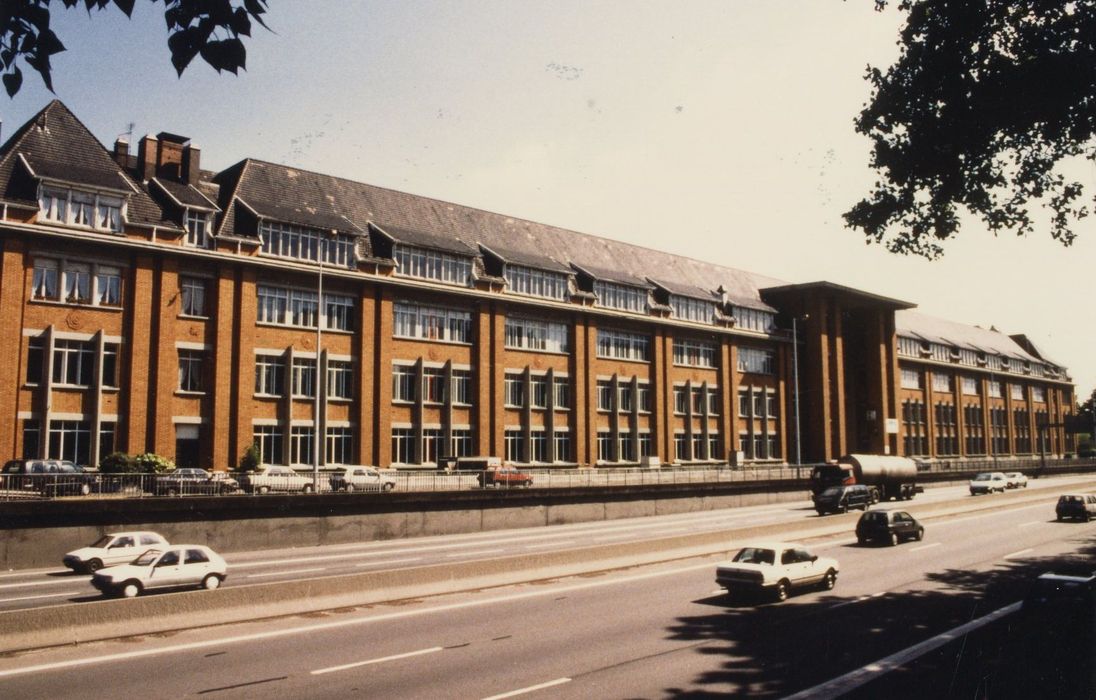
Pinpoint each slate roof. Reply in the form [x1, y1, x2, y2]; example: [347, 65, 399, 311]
[478, 243, 572, 274]
[0, 101, 175, 230]
[895, 310, 1048, 365]
[373, 221, 478, 256]
[150, 177, 220, 211]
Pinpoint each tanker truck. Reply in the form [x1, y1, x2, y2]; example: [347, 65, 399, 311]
[809, 454, 920, 503]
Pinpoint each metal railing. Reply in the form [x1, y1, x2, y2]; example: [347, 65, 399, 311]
[1, 458, 1092, 501]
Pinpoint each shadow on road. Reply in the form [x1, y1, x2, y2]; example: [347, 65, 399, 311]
[662, 528, 1096, 698]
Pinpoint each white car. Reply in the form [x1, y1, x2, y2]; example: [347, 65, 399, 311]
[90, 544, 227, 598]
[329, 466, 398, 492]
[240, 466, 316, 494]
[969, 472, 1009, 495]
[1004, 472, 1028, 489]
[715, 542, 839, 602]
[62, 531, 169, 573]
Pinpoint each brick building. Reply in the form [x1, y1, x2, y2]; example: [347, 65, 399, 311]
[0, 102, 1075, 470]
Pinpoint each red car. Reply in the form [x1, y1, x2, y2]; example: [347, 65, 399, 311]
[477, 466, 533, 488]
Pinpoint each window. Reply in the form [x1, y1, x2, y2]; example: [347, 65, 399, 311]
[391, 428, 414, 464]
[597, 329, 650, 361]
[674, 386, 688, 414]
[505, 430, 525, 462]
[934, 403, 958, 455]
[62, 262, 90, 303]
[961, 376, 979, 396]
[897, 337, 920, 357]
[94, 266, 121, 306]
[931, 373, 952, 393]
[32, 258, 122, 307]
[505, 374, 525, 408]
[290, 427, 314, 466]
[260, 221, 355, 267]
[47, 420, 91, 465]
[452, 370, 472, 406]
[504, 265, 569, 300]
[31, 258, 58, 300]
[1014, 409, 1032, 453]
[708, 433, 722, 461]
[1010, 384, 1025, 401]
[674, 433, 688, 461]
[257, 285, 354, 331]
[253, 427, 283, 465]
[988, 381, 1003, 398]
[102, 343, 119, 388]
[554, 431, 571, 462]
[52, 340, 94, 386]
[423, 368, 446, 404]
[327, 360, 353, 400]
[393, 244, 472, 285]
[766, 392, 777, 418]
[902, 400, 928, 456]
[963, 404, 985, 454]
[637, 383, 651, 412]
[180, 277, 206, 316]
[737, 347, 775, 374]
[422, 429, 444, 465]
[291, 358, 316, 398]
[531, 376, 548, 409]
[670, 295, 716, 323]
[693, 433, 706, 460]
[619, 434, 635, 462]
[255, 355, 285, 396]
[693, 387, 706, 415]
[959, 349, 978, 366]
[734, 306, 775, 333]
[900, 368, 922, 389]
[530, 431, 548, 462]
[178, 350, 204, 393]
[618, 384, 633, 412]
[709, 390, 721, 416]
[739, 390, 750, 417]
[39, 186, 123, 232]
[597, 431, 613, 462]
[451, 429, 473, 458]
[504, 317, 569, 353]
[593, 280, 648, 313]
[553, 377, 569, 410]
[638, 432, 653, 457]
[392, 365, 416, 403]
[929, 343, 950, 362]
[597, 381, 614, 411]
[1032, 386, 1045, 403]
[990, 408, 1008, 454]
[185, 210, 212, 249]
[393, 302, 472, 344]
[326, 427, 353, 465]
[673, 339, 717, 368]
[26, 337, 44, 385]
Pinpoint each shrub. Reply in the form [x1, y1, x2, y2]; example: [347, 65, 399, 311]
[133, 453, 175, 474]
[239, 443, 261, 472]
[98, 452, 135, 474]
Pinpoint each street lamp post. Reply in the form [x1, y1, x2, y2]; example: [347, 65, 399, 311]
[313, 234, 326, 491]
[792, 315, 804, 469]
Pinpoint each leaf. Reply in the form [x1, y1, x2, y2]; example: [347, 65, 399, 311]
[199, 37, 245, 74]
[230, 7, 251, 37]
[2, 66, 22, 97]
[36, 28, 65, 56]
[111, 0, 135, 16]
[167, 26, 204, 75]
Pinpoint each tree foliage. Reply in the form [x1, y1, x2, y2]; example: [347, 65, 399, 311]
[847, 1, 1096, 258]
[0, 0, 269, 97]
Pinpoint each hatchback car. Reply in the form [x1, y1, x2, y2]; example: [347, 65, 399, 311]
[154, 468, 239, 496]
[62, 531, 169, 573]
[814, 484, 872, 515]
[715, 542, 838, 602]
[1056, 494, 1096, 522]
[856, 509, 924, 546]
[1004, 472, 1028, 489]
[329, 466, 397, 492]
[478, 466, 534, 488]
[969, 472, 1008, 495]
[90, 544, 227, 598]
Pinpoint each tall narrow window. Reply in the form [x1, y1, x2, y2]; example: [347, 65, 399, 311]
[291, 358, 317, 398]
[180, 277, 207, 316]
[185, 210, 212, 248]
[178, 350, 204, 393]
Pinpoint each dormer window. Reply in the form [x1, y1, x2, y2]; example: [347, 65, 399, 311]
[185, 210, 212, 249]
[733, 306, 775, 332]
[259, 221, 355, 267]
[670, 295, 716, 324]
[393, 244, 471, 286]
[593, 280, 648, 313]
[39, 186, 123, 232]
[504, 264, 568, 300]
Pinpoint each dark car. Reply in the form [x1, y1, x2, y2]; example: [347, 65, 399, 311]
[477, 466, 534, 488]
[1, 459, 97, 496]
[153, 468, 239, 496]
[856, 509, 924, 546]
[1056, 494, 1096, 522]
[814, 484, 871, 515]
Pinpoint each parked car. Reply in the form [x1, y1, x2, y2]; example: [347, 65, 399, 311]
[153, 468, 239, 496]
[0, 459, 98, 496]
[715, 542, 838, 602]
[62, 531, 169, 573]
[1004, 472, 1029, 489]
[239, 466, 316, 494]
[329, 466, 397, 492]
[856, 509, 924, 546]
[90, 544, 227, 598]
[1056, 494, 1096, 522]
[477, 465, 534, 488]
[813, 484, 872, 515]
[969, 472, 1008, 495]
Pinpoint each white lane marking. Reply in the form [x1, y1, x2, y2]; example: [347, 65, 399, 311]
[909, 543, 941, 553]
[0, 578, 84, 590]
[1018, 521, 1041, 528]
[353, 557, 422, 568]
[524, 541, 575, 549]
[481, 677, 572, 699]
[311, 646, 442, 675]
[445, 549, 505, 558]
[827, 592, 884, 611]
[784, 602, 1022, 700]
[0, 561, 716, 679]
[0, 590, 85, 603]
[1003, 548, 1033, 560]
[246, 568, 326, 579]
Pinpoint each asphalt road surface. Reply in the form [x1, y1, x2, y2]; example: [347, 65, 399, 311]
[1, 481, 1093, 698]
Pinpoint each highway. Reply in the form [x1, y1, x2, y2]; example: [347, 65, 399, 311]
[1, 474, 1093, 613]
[0, 479, 1094, 697]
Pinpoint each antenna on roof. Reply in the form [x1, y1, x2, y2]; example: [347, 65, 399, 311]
[117, 121, 135, 143]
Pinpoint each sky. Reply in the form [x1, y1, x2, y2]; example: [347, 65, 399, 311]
[3, 1, 1093, 399]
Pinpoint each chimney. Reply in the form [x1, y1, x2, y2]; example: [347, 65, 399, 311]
[137, 134, 158, 181]
[113, 137, 129, 169]
[182, 144, 201, 186]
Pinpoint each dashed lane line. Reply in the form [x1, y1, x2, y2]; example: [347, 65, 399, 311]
[481, 677, 572, 699]
[311, 646, 442, 675]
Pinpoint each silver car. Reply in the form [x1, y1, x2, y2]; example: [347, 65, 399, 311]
[91, 544, 227, 598]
